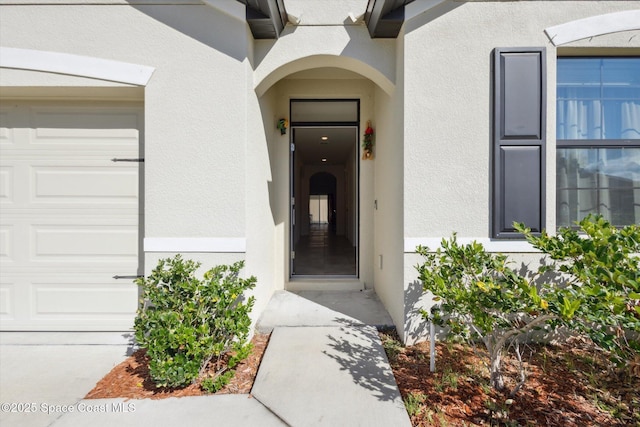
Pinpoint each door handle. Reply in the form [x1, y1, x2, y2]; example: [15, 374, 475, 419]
[113, 275, 144, 280]
[111, 158, 144, 162]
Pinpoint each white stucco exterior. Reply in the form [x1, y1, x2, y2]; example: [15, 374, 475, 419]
[1, 1, 639, 340]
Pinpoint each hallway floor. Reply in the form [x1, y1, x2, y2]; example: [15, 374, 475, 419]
[293, 224, 356, 276]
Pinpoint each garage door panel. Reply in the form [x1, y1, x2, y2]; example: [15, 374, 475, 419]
[34, 283, 138, 315]
[0, 284, 14, 317]
[1, 275, 138, 330]
[33, 124, 139, 145]
[0, 226, 13, 261]
[4, 266, 141, 280]
[33, 108, 140, 137]
[0, 166, 13, 203]
[2, 105, 141, 152]
[33, 165, 138, 203]
[1, 161, 139, 209]
[33, 225, 138, 260]
[1, 216, 138, 265]
[32, 107, 140, 149]
[0, 277, 29, 323]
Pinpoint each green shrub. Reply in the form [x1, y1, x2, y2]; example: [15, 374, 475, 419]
[134, 255, 256, 389]
[516, 215, 640, 365]
[416, 235, 571, 392]
[417, 216, 640, 392]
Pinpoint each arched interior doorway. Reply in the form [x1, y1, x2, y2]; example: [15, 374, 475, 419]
[290, 100, 358, 277]
[309, 172, 336, 230]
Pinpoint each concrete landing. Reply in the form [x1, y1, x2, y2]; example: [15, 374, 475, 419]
[252, 326, 411, 427]
[256, 290, 395, 332]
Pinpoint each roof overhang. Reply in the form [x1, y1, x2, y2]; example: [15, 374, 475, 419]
[236, 0, 413, 40]
[365, 0, 415, 38]
[236, 0, 287, 39]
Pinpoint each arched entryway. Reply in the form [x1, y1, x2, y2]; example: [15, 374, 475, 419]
[256, 56, 390, 289]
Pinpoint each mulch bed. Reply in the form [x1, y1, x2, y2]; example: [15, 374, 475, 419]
[384, 331, 640, 427]
[85, 333, 270, 400]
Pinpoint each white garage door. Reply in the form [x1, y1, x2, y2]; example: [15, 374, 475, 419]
[0, 101, 142, 331]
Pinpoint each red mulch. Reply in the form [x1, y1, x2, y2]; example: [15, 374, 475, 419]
[383, 331, 640, 427]
[85, 333, 270, 400]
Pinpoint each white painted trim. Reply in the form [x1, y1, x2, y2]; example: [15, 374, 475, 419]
[0, 47, 155, 86]
[144, 237, 247, 253]
[404, 238, 539, 253]
[545, 10, 640, 46]
[2, 0, 199, 4]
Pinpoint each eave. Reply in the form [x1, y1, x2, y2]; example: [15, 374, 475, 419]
[236, 0, 287, 39]
[235, 0, 413, 40]
[365, 0, 414, 38]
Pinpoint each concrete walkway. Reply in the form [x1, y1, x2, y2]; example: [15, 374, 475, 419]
[0, 290, 411, 427]
[253, 290, 410, 426]
[253, 325, 410, 426]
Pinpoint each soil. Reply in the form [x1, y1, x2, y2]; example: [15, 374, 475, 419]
[85, 333, 270, 400]
[382, 331, 640, 427]
[87, 329, 639, 427]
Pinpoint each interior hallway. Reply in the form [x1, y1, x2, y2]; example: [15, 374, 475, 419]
[293, 224, 356, 276]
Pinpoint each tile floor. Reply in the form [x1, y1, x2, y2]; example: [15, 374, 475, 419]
[292, 224, 356, 276]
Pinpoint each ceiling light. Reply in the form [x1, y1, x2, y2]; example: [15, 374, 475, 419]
[321, 158, 327, 162]
[321, 136, 328, 140]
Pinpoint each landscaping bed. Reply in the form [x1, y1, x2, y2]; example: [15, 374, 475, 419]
[85, 333, 270, 400]
[381, 331, 640, 427]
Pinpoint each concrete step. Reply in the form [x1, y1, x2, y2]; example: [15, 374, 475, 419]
[286, 278, 364, 292]
[256, 290, 395, 333]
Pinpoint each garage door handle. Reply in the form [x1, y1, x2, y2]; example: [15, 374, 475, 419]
[113, 275, 144, 280]
[111, 158, 144, 162]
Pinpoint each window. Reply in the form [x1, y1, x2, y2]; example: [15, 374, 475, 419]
[556, 57, 640, 228]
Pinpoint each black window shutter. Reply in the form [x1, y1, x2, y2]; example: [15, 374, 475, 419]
[492, 47, 546, 238]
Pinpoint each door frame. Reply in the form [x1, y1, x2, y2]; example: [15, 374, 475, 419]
[289, 98, 360, 279]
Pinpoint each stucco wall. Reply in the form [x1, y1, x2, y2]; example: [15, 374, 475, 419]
[253, 25, 396, 98]
[401, 1, 640, 343]
[403, 1, 640, 242]
[244, 61, 281, 327]
[0, 4, 249, 240]
[371, 28, 406, 338]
